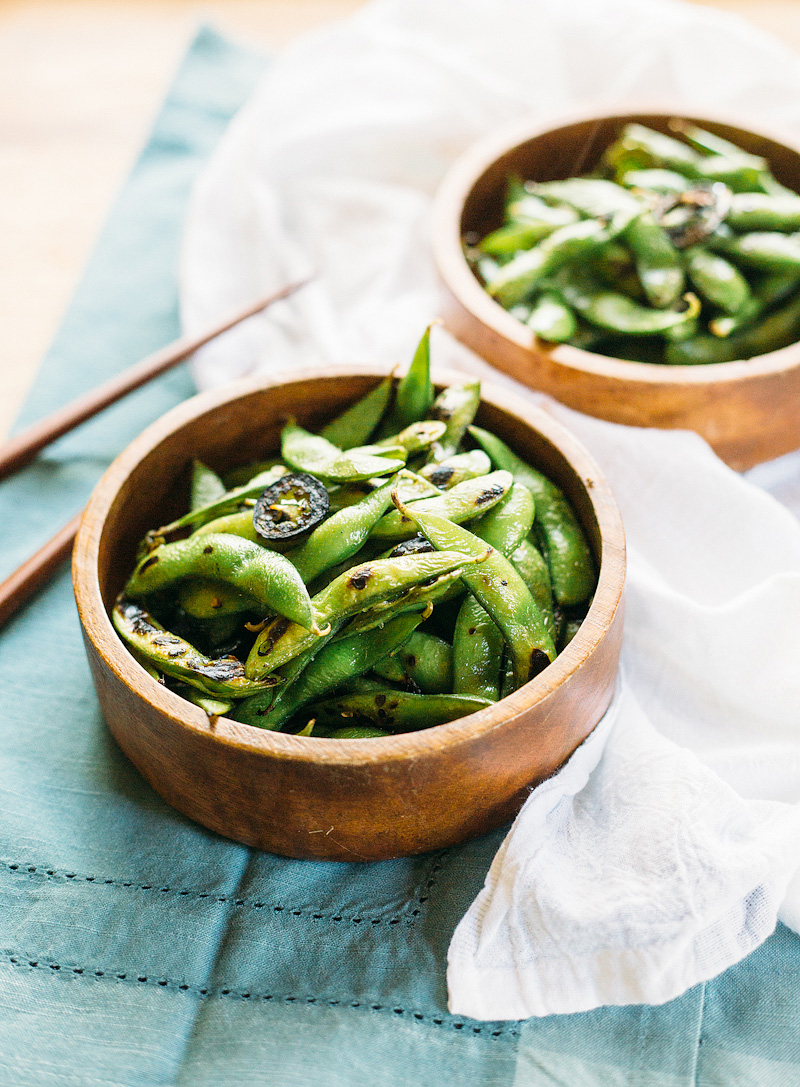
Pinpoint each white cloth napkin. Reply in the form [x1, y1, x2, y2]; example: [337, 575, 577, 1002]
[180, 0, 800, 1018]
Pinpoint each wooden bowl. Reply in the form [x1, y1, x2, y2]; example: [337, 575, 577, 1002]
[72, 367, 625, 861]
[433, 110, 800, 471]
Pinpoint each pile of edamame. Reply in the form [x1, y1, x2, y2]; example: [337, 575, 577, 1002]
[113, 326, 596, 738]
[467, 121, 800, 364]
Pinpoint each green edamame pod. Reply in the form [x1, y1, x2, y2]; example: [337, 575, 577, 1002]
[113, 599, 279, 700]
[506, 194, 579, 230]
[620, 168, 689, 194]
[420, 450, 491, 489]
[126, 533, 315, 631]
[177, 578, 259, 619]
[470, 482, 535, 557]
[371, 470, 513, 541]
[725, 193, 800, 233]
[712, 231, 800, 272]
[327, 726, 391, 739]
[306, 690, 492, 733]
[245, 549, 477, 677]
[486, 218, 623, 308]
[392, 497, 556, 688]
[234, 611, 425, 730]
[526, 292, 577, 342]
[452, 594, 504, 702]
[684, 246, 751, 314]
[624, 212, 684, 308]
[605, 124, 702, 177]
[478, 220, 559, 258]
[172, 684, 233, 719]
[468, 426, 594, 606]
[192, 510, 261, 544]
[665, 288, 800, 364]
[373, 631, 453, 694]
[320, 375, 393, 449]
[281, 422, 405, 482]
[531, 178, 642, 218]
[428, 381, 482, 462]
[287, 472, 405, 584]
[709, 271, 800, 337]
[550, 268, 701, 335]
[375, 420, 446, 455]
[510, 538, 556, 641]
[377, 325, 434, 437]
[190, 460, 225, 512]
[343, 566, 467, 637]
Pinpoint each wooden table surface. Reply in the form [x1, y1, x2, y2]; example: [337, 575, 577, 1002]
[1, 0, 798, 440]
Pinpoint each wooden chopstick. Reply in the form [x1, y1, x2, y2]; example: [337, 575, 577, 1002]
[0, 277, 309, 482]
[0, 279, 310, 628]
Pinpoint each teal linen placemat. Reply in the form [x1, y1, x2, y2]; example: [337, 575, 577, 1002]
[1, 26, 799, 1087]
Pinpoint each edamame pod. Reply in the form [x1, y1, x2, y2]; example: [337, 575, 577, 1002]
[281, 422, 405, 482]
[190, 460, 225, 512]
[419, 449, 491, 489]
[126, 533, 316, 631]
[486, 219, 622, 308]
[526, 292, 577, 342]
[155, 465, 286, 537]
[177, 578, 259, 619]
[320, 375, 393, 449]
[665, 289, 800, 364]
[392, 497, 556, 688]
[245, 549, 477, 677]
[306, 690, 492, 733]
[371, 470, 513, 541]
[713, 231, 800, 272]
[551, 268, 701, 335]
[428, 381, 482, 462]
[510, 538, 556, 641]
[725, 192, 800, 232]
[234, 611, 425, 730]
[684, 246, 751, 314]
[113, 600, 279, 700]
[624, 212, 684, 308]
[373, 631, 453, 694]
[452, 595, 504, 702]
[470, 482, 535, 557]
[532, 178, 642, 218]
[468, 426, 594, 606]
[377, 325, 434, 437]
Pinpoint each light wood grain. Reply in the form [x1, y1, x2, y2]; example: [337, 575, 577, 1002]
[434, 110, 800, 470]
[72, 369, 625, 860]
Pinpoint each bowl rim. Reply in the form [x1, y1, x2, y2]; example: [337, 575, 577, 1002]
[73, 364, 625, 768]
[432, 106, 800, 383]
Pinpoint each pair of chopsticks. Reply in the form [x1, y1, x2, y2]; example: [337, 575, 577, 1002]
[0, 278, 310, 628]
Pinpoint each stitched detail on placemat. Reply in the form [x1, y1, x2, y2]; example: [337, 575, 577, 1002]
[1, 951, 519, 1039]
[1, 850, 449, 926]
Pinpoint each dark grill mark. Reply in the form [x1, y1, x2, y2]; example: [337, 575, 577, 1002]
[375, 695, 386, 707]
[257, 617, 291, 656]
[203, 545, 214, 555]
[428, 467, 454, 487]
[476, 484, 504, 507]
[527, 649, 550, 681]
[348, 568, 372, 591]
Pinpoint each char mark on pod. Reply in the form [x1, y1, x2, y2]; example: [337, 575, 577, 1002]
[427, 467, 454, 487]
[257, 617, 291, 657]
[348, 567, 372, 590]
[528, 649, 551, 681]
[476, 484, 505, 506]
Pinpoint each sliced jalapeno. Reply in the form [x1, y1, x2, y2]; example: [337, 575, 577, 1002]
[252, 471, 330, 542]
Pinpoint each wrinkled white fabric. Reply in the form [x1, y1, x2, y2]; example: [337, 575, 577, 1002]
[180, 0, 800, 1019]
